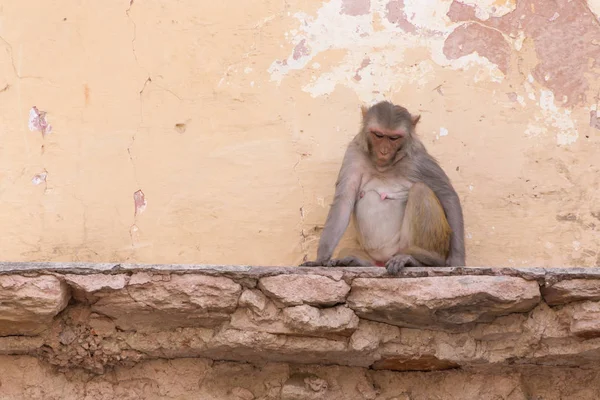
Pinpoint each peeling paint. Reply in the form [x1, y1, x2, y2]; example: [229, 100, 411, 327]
[524, 123, 547, 138]
[292, 39, 311, 60]
[2, 0, 600, 269]
[443, 22, 510, 74]
[268, 0, 505, 102]
[447, 0, 600, 107]
[31, 172, 47, 186]
[341, 0, 371, 16]
[538, 90, 579, 146]
[28, 106, 53, 136]
[385, 0, 416, 32]
[590, 110, 600, 130]
[133, 190, 147, 216]
[353, 57, 371, 81]
[588, 0, 600, 20]
[458, 0, 516, 20]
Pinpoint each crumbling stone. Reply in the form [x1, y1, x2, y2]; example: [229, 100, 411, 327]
[239, 289, 268, 313]
[563, 300, 600, 339]
[347, 276, 541, 332]
[63, 273, 127, 303]
[92, 273, 242, 331]
[0, 275, 69, 336]
[281, 373, 329, 400]
[542, 279, 600, 306]
[258, 274, 350, 306]
[283, 304, 359, 336]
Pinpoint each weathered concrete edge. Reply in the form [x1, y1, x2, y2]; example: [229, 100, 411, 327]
[1, 262, 600, 283]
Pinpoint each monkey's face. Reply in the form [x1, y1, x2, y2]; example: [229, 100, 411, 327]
[366, 124, 407, 168]
[361, 102, 420, 168]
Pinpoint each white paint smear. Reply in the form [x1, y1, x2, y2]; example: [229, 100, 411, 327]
[539, 90, 578, 145]
[31, 172, 47, 185]
[267, 0, 506, 102]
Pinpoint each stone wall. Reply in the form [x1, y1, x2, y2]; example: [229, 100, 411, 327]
[2, 263, 600, 399]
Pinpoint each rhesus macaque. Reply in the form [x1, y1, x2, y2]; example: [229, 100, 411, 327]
[302, 101, 465, 274]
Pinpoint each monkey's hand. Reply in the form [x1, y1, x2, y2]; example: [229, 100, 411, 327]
[385, 254, 419, 275]
[445, 254, 465, 267]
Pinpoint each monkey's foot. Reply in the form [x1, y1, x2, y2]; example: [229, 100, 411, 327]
[325, 256, 373, 267]
[385, 254, 419, 275]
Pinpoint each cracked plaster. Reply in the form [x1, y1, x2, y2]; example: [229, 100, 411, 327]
[0, 0, 599, 268]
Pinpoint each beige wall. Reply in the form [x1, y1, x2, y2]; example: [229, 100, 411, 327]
[0, 0, 599, 267]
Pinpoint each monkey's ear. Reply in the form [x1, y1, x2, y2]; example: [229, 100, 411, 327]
[361, 105, 369, 119]
[411, 114, 421, 126]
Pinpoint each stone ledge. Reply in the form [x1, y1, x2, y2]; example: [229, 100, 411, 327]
[1, 262, 600, 374]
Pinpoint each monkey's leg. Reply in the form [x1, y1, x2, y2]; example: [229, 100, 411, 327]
[386, 182, 451, 274]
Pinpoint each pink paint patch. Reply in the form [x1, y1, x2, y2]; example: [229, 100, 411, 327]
[447, 0, 600, 107]
[443, 22, 510, 74]
[590, 110, 600, 130]
[386, 0, 416, 33]
[133, 190, 147, 216]
[446, 0, 476, 22]
[28, 106, 53, 137]
[341, 0, 371, 16]
[292, 39, 311, 60]
[353, 57, 371, 81]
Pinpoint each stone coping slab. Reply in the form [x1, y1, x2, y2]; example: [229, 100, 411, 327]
[2, 261, 600, 283]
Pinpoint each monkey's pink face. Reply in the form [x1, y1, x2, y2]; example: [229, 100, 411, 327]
[368, 126, 406, 167]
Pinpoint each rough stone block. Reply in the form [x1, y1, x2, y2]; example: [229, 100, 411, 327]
[281, 373, 329, 400]
[349, 320, 400, 352]
[542, 279, 600, 306]
[258, 274, 350, 306]
[239, 289, 268, 314]
[92, 273, 241, 331]
[283, 305, 359, 336]
[566, 300, 600, 338]
[63, 273, 127, 302]
[347, 276, 541, 332]
[0, 275, 69, 335]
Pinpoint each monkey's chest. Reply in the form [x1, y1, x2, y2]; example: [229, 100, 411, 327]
[353, 181, 410, 257]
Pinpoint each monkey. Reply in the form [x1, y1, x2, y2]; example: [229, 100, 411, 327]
[301, 101, 465, 274]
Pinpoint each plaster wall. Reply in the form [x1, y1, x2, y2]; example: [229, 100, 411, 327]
[1, 0, 600, 267]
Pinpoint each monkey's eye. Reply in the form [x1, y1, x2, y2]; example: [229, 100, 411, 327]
[389, 136, 401, 141]
[371, 131, 384, 138]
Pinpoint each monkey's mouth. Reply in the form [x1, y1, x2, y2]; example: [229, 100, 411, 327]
[375, 158, 392, 168]
[376, 154, 390, 162]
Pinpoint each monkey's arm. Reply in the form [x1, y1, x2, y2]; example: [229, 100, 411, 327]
[302, 149, 362, 266]
[412, 155, 465, 266]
